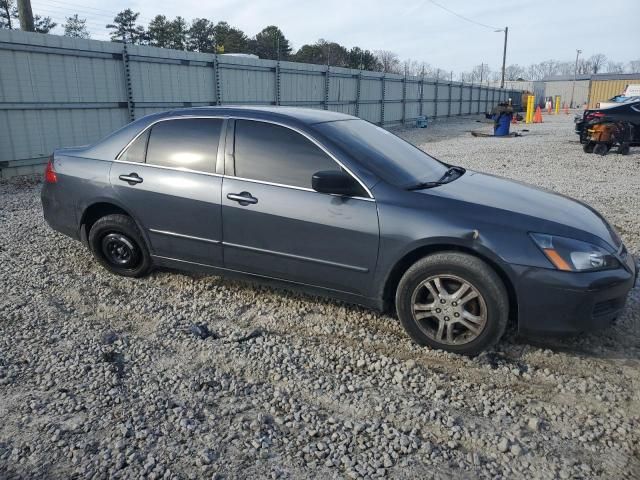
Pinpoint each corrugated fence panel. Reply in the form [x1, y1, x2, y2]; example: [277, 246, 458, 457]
[219, 56, 277, 105]
[0, 30, 126, 162]
[0, 29, 520, 166]
[279, 61, 325, 107]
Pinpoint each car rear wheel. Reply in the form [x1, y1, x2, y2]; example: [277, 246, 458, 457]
[395, 252, 508, 356]
[88, 214, 152, 277]
[593, 143, 609, 156]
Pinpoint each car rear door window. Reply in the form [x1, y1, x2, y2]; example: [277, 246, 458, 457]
[146, 118, 222, 173]
[234, 120, 340, 189]
[119, 129, 149, 163]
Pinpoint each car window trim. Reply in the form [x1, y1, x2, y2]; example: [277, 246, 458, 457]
[228, 116, 374, 200]
[113, 114, 374, 202]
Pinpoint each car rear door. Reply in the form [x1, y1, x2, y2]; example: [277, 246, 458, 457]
[109, 117, 225, 267]
[220, 119, 379, 297]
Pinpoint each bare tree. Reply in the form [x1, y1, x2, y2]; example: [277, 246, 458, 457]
[577, 58, 592, 75]
[504, 64, 525, 81]
[374, 50, 401, 73]
[606, 61, 624, 74]
[587, 54, 607, 74]
[556, 61, 574, 76]
[628, 60, 640, 73]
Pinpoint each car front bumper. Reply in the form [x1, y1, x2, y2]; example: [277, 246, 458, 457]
[513, 252, 637, 335]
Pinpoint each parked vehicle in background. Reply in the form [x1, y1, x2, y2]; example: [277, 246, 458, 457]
[575, 98, 640, 153]
[596, 84, 640, 108]
[42, 107, 637, 355]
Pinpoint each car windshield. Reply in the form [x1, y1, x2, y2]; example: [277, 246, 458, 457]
[313, 119, 448, 188]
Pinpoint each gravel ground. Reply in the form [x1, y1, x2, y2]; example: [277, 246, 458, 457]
[1, 113, 639, 479]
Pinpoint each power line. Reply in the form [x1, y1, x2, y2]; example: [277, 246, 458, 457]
[37, 0, 132, 16]
[426, 0, 499, 31]
[32, 1, 155, 24]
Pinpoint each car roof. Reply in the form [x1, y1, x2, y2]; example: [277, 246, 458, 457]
[165, 105, 356, 125]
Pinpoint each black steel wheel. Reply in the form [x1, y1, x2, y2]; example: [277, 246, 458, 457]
[88, 214, 152, 277]
[582, 142, 594, 153]
[101, 233, 140, 268]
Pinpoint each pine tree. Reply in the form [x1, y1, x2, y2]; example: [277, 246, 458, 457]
[0, 0, 18, 30]
[106, 9, 146, 44]
[34, 15, 56, 34]
[63, 14, 89, 38]
[188, 18, 215, 53]
[251, 26, 291, 60]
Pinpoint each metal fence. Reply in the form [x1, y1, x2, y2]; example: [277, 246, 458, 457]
[0, 29, 521, 173]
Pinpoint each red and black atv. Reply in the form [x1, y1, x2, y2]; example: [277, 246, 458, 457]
[575, 99, 639, 155]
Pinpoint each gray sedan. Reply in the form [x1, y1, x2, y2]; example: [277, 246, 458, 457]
[41, 106, 636, 355]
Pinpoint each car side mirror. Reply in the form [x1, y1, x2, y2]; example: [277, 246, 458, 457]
[312, 170, 361, 196]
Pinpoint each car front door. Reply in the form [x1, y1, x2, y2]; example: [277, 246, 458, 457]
[109, 117, 225, 267]
[221, 119, 379, 297]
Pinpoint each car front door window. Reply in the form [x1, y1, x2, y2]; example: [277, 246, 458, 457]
[233, 119, 364, 195]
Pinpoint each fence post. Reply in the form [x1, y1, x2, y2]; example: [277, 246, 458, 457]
[433, 74, 439, 118]
[447, 81, 452, 117]
[323, 66, 330, 110]
[401, 74, 407, 125]
[355, 71, 362, 118]
[459, 83, 463, 116]
[419, 75, 425, 117]
[213, 54, 222, 105]
[275, 60, 281, 106]
[380, 74, 386, 125]
[121, 43, 135, 122]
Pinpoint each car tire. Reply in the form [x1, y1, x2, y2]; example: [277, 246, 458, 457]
[88, 214, 152, 278]
[395, 252, 508, 356]
[618, 144, 630, 155]
[593, 143, 609, 156]
[582, 142, 594, 153]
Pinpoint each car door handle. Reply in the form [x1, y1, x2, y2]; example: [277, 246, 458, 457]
[227, 192, 258, 206]
[119, 173, 143, 185]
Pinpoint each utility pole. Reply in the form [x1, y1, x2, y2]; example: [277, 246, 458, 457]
[17, 0, 35, 32]
[570, 49, 582, 109]
[498, 26, 508, 88]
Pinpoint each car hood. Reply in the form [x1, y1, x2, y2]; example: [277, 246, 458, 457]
[421, 170, 620, 249]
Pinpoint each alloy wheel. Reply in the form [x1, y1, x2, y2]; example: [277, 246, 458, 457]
[410, 274, 487, 345]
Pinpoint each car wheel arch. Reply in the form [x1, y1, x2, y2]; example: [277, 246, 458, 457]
[380, 242, 518, 326]
[79, 201, 149, 250]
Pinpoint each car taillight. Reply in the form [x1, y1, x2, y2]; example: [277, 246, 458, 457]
[586, 112, 605, 121]
[45, 156, 57, 183]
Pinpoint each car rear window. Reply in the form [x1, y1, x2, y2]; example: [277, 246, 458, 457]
[233, 120, 341, 189]
[145, 118, 222, 173]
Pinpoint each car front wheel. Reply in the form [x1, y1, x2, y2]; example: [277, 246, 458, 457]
[88, 214, 152, 278]
[395, 252, 508, 356]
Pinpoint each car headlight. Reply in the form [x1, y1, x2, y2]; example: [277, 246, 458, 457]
[530, 233, 620, 272]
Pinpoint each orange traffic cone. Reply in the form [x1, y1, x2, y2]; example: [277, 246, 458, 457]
[564, 104, 569, 115]
[533, 106, 543, 123]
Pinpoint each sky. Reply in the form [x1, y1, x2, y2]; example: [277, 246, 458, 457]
[31, 0, 640, 73]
